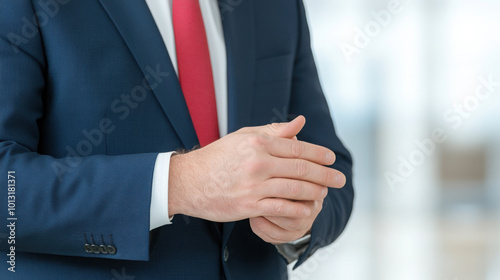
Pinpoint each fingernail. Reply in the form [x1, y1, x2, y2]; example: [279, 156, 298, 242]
[322, 188, 328, 196]
[326, 152, 334, 163]
[336, 173, 346, 187]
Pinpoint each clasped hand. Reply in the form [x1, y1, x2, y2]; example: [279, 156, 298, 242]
[168, 116, 346, 244]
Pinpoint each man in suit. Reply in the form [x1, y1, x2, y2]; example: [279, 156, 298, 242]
[0, 0, 354, 279]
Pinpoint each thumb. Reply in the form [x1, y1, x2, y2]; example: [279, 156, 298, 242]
[267, 116, 306, 139]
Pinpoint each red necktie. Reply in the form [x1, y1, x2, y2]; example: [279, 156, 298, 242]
[173, 0, 220, 147]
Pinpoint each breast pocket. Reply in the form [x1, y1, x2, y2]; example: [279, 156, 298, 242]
[252, 54, 294, 125]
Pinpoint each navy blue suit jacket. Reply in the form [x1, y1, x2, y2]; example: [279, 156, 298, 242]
[0, 0, 354, 279]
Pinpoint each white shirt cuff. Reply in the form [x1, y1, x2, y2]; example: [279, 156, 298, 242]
[150, 152, 175, 230]
[275, 234, 312, 263]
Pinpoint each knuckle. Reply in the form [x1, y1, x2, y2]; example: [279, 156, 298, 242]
[273, 201, 286, 215]
[267, 122, 282, 132]
[249, 133, 271, 148]
[295, 160, 309, 178]
[290, 141, 303, 158]
[247, 134, 262, 147]
[286, 180, 301, 197]
[246, 157, 264, 174]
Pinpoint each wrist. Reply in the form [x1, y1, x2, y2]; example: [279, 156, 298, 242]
[168, 153, 188, 216]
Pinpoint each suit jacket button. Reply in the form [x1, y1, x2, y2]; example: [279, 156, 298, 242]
[91, 244, 100, 254]
[99, 245, 109, 254]
[224, 247, 229, 262]
[107, 245, 117, 255]
[84, 244, 92, 253]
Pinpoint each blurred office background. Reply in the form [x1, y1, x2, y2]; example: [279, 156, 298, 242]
[290, 0, 500, 279]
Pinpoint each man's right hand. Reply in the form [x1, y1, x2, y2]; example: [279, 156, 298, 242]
[168, 116, 345, 222]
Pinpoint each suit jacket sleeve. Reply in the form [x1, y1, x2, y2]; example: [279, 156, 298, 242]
[290, 0, 355, 268]
[0, 1, 156, 261]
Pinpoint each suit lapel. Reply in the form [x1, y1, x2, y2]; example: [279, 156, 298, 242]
[98, 0, 198, 149]
[219, 0, 256, 242]
[99, 0, 256, 242]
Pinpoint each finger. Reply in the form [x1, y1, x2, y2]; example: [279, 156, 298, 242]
[271, 115, 306, 139]
[259, 178, 328, 201]
[270, 158, 346, 188]
[264, 201, 321, 231]
[264, 216, 309, 232]
[243, 116, 306, 139]
[249, 216, 303, 244]
[266, 137, 335, 166]
[256, 198, 312, 218]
